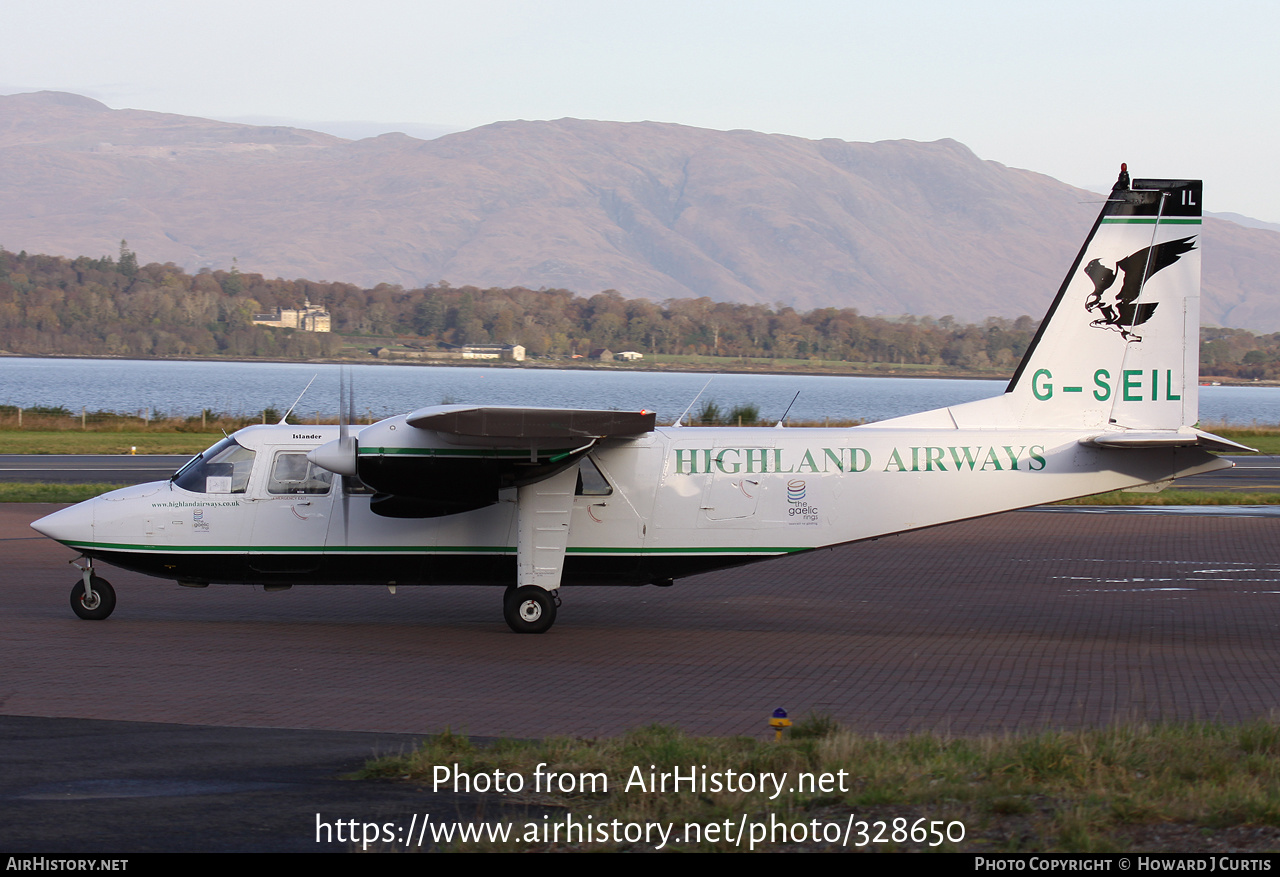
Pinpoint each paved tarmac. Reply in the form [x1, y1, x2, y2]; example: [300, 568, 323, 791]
[8, 502, 1280, 739]
[0, 455, 190, 483]
[1174, 455, 1280, 491]
[8, 500, 1280, 852]
[0, 716, 506, 853]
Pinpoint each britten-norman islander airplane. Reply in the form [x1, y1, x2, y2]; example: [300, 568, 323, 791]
[32, 168, 1248, 633]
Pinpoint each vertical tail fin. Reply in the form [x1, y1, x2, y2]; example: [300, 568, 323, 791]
[1004, 167, 1202, 431]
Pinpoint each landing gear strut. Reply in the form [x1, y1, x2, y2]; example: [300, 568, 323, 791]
[503, 586, 558, 634]
[70, 560, 115, 620]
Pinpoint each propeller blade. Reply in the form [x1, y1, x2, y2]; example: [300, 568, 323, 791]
[346, 367, 356, 432]
[311, 366, 358, 476]
[339, 367, 349, 442]
[341, 367, 357, 545]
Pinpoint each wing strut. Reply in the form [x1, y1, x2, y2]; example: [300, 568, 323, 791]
[516, 463, 579, 591]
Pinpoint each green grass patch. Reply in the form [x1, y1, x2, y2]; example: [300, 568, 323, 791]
[359, 719, 1280, 852]
[1205, 428, 1280, 455]
[0, 482, 121, 502]
[0, 432, 214, 455]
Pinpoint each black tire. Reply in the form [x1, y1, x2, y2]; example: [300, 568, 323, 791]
[503, 586, 556, 634]
[70, 576, 116, 621]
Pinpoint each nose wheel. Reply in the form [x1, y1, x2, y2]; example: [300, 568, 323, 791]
[503, 586, 558, 634]
[71, 575, 116, 620]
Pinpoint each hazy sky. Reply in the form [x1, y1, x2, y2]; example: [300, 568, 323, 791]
[5, 0, 1278, 221]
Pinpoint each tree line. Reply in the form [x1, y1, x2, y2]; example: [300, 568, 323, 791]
[1, 245, 1278, 377]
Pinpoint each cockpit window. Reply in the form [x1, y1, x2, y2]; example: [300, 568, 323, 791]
[172, 437, 256, 495]
[576, 456, 613, 496]
[267, 452, 333, 495]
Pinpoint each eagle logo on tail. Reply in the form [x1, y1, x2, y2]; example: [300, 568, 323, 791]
[1083, 236, 1197, 342]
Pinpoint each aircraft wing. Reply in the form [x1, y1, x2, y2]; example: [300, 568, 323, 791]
[311, 405, 656, 518]
[405, 405, 655, 439]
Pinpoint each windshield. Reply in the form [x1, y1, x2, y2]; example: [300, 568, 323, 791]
[172, 437, 256, 494]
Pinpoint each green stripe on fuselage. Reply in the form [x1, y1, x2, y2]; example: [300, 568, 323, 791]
[59, 539, 802, 556]
[358, 447, 578, 457]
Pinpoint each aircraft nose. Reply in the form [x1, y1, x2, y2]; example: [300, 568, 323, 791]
[31, 500, 95, 546]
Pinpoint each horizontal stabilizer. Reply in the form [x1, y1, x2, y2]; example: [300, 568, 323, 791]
[1081, 429, 1255, 453]
[405, 405, 656, 439]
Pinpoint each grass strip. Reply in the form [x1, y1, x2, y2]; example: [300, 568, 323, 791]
[360, 719, 1280, 852]
[0, 483, 122, 502]
[1205, 429, 1280, 455]
[0, 432, 213, 455]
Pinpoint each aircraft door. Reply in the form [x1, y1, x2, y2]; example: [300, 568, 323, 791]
[572, 454, 647, 535]
[159, 437, 257, 556]
[569, 450, 652, 584]
[249, 449, 334, 574]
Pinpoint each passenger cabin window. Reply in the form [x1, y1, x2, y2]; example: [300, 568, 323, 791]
[576, 457, 612, 496]
[172, 438, 256, 495]
[267, 452, 334, 495]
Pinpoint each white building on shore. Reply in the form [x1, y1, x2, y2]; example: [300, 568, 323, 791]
[252, 299, 331, 332]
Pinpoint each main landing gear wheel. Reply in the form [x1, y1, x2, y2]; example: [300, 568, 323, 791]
[70, 576, 116, 620]
[503, 586, 557, 634]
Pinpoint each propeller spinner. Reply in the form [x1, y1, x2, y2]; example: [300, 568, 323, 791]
[308, 434, 358, 476]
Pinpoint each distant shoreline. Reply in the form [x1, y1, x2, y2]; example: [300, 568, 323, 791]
[0, 350, 1010, 382]
[5, 350, 1274, 389]
[3, 350, 1275, 387]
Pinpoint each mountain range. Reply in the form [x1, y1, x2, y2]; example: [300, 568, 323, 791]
[3, 90, 1278, 329]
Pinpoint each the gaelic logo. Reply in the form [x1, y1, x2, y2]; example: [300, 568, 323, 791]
[192, 507, 209, 532]
[1083, 237, 1196, 342]
[786, 479, 819, 526]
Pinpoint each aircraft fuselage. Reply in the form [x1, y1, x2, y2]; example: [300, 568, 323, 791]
[33, 421, 1225, 590]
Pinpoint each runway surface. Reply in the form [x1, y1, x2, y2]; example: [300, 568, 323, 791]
[0, 454, 190, 483]
[0, 716, 446, 853]
[6, 502, 1280, 739]
[1175, 455, 1280, 491]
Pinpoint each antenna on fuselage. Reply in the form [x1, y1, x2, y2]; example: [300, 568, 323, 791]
[672, 377, 714, 428]
[280, 374, 319, 425]
[774, 391, 800, 428]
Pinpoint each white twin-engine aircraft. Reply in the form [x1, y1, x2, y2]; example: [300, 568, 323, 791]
[33, 168, 1248, 633]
